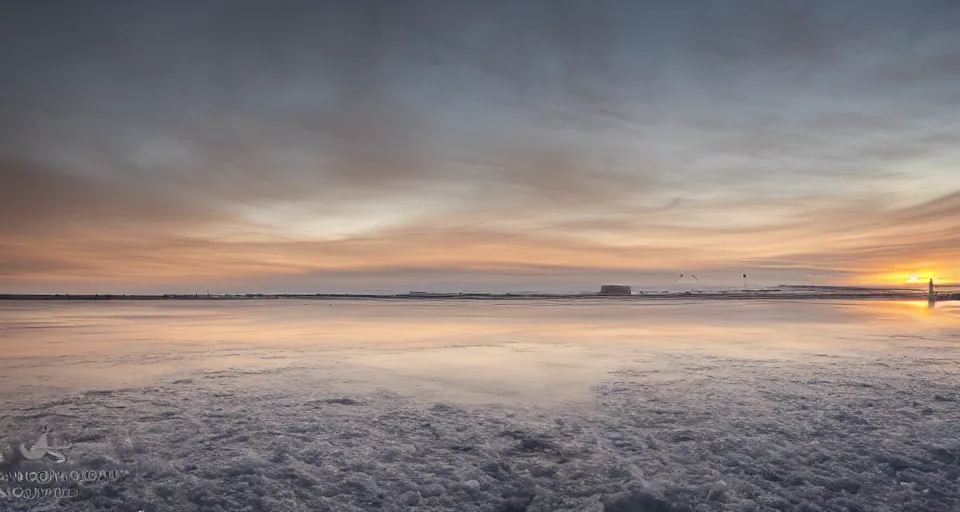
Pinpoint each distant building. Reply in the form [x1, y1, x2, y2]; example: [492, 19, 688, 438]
[599, 285, 632, 296]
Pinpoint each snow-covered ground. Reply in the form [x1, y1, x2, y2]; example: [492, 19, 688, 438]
[0, 299, 958, 511]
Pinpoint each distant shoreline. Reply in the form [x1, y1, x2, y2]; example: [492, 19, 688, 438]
[0, 291, 956, 301]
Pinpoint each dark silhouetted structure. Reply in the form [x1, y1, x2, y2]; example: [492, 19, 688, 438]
[599, 285, 632, 296]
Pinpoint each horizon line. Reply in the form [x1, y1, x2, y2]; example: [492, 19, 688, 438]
[1, 285, 953, 302]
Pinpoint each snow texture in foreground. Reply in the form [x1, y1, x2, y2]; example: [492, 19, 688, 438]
[1, 349, 959, 512]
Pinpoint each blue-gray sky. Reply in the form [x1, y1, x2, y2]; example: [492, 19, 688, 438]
[2, 0, 959, 293]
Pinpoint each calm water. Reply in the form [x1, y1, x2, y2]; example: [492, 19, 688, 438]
[1, 298, 956, 405]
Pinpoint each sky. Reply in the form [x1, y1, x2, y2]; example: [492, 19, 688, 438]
[2, 0, 959, 294]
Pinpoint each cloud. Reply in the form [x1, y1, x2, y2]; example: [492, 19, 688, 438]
[0, 156, 233, 236]
[1, 1, 959, 290]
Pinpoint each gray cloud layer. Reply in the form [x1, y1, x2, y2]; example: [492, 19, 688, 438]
[2, 1, 959, 291]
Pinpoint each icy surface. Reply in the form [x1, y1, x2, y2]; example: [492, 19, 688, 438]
[0, 299, 958, 511]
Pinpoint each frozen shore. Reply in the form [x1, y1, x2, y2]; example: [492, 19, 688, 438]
[2, 348, 959, 511]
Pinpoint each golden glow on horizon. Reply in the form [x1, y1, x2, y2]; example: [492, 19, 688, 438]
[3, 192, 960, 291]
[4, 225, 960, 290]
[866, 268, 956, 286]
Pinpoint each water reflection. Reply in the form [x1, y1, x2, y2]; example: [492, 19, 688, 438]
[0, 299, 956, 404]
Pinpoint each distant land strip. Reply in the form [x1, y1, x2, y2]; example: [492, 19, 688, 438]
[0, 291, 956, 301]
